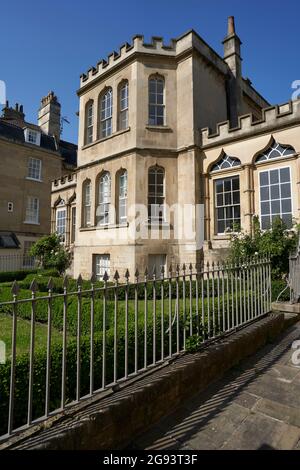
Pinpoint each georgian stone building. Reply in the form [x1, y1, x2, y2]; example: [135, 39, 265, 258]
[0, 92, 77, 269]
[52, 17, 300, 279]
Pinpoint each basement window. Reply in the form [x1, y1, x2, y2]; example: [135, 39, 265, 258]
[0, 232, 20, 248]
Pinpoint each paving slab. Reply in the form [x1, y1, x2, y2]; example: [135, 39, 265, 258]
[129, 322, 300, 450]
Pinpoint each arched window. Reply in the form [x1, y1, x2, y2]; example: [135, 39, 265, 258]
[148, 76, 165, 126]
[82, 180, 91, 227]
[56, 199, 66, 241]
[118, 81, 129, 130]
[85, 100, 94, 144]
[118, 170, 127, 224]
[96, 172, 111, 225]
[255, 139, 295, 163]
[148, 166, 165, 222]
[211, 153, 241, 172]
[100, 88, 113, 138]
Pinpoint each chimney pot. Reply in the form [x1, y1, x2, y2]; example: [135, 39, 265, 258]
[228, 16, 235, 36]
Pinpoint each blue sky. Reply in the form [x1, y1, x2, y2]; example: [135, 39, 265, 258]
[1, 0, 299, 143]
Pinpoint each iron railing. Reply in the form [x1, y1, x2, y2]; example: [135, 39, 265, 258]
[0, 254, 36, 273]
[0, 257, 271, 441]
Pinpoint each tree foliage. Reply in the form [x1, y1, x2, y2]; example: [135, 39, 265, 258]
[29, 233, 70, 274]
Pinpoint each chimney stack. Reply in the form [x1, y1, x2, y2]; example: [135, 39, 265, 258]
[222, 16, 243, 126]
[38, 91, 61, 141]
[1, 101, 25, 124]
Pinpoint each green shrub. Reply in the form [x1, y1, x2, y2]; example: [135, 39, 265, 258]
[0, 269, 38, 283]
[271, 279, 290, 302]
[228, 216, 299, 278]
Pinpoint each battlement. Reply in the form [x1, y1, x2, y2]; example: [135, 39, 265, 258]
[79, 34, 178, 87]
[52, 172, 77, 191]
[201, 99, 300, 147]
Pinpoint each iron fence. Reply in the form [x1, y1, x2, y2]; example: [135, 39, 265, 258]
[0, 254, 36, 273]
[0, 257, 271, 441]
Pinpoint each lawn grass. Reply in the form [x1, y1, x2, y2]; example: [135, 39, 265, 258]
[0, 312, 65, 358]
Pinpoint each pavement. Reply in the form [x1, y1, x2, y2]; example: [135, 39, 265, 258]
[129, 320, 300, 450]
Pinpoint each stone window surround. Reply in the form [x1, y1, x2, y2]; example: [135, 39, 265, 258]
[209, 153, 299, 241]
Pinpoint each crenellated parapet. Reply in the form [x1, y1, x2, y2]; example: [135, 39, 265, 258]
[52, 172, 77, 191]
[201, 99, 300, 147]
[79, 35, 177, 87]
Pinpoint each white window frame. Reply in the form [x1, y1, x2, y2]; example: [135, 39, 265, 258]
[258, 165, 293, 230]
[118, 170, 127, 224]
[86, 101, 94, 144]
[94, 254, 110, 280]
[56, 207, 67, 241]
[25, 196, 39, 224]
[27, 157, 42, 181]
[214, 175, 241, 235]
[24, 128, 41, 146]
[97, 172, 111, 226]
[118, 82, 129, 130]
[71, 206, 76, 243]
[100, 89, 113, 138]
[83, 181, 91, 227]
[148, 76, 165, 126]
[148, 167, 165, 223]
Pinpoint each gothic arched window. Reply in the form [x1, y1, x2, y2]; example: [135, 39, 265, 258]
[255, 139, 295, 163]
[211, 153, 241, 172]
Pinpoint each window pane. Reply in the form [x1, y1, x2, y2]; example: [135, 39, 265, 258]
[215, 181, 223, 193]
[269, 169, 279, 184]
[281, 199, 292, 213]
[260, 172, 269, 186]
[282, 213, 292, 228]
[261, 216, 271, 230]
[261, 201, 270, 215]
[224, 179, 231, 192]
[280, 167, 290, 183]
[260, 186, 269, 201]
[281, 183, 291, 198]
[271, 200, 280, 214]
[216, 194, 223, 206]
[270, 185, 280, 199]
[232, 177, 239, 190]
[217, 220, 225, 234]
[232, 191, 240, 204]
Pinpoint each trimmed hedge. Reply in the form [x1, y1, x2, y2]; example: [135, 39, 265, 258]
[0, 269, 38, 283]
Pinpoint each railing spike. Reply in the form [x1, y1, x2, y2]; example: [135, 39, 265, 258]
[30, 279, 38, 293]
[77, 273, 83, 287]
[103, 271, 109, 282]
[47, 277, 54, 290]
[134, 268, 139, 279]
[113, 270, 120, 282]
[90, 273, 96, 284]
[189, 262, 193, 272]
[168, 264, 172, 275]
[152, 266, 156, 280]
[63, 275, 69, 288]
[160, 265, 165, 278]
[125, 268, 130, 280]
[11, 280, 20, 296]
[144, 267, 148, 280]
